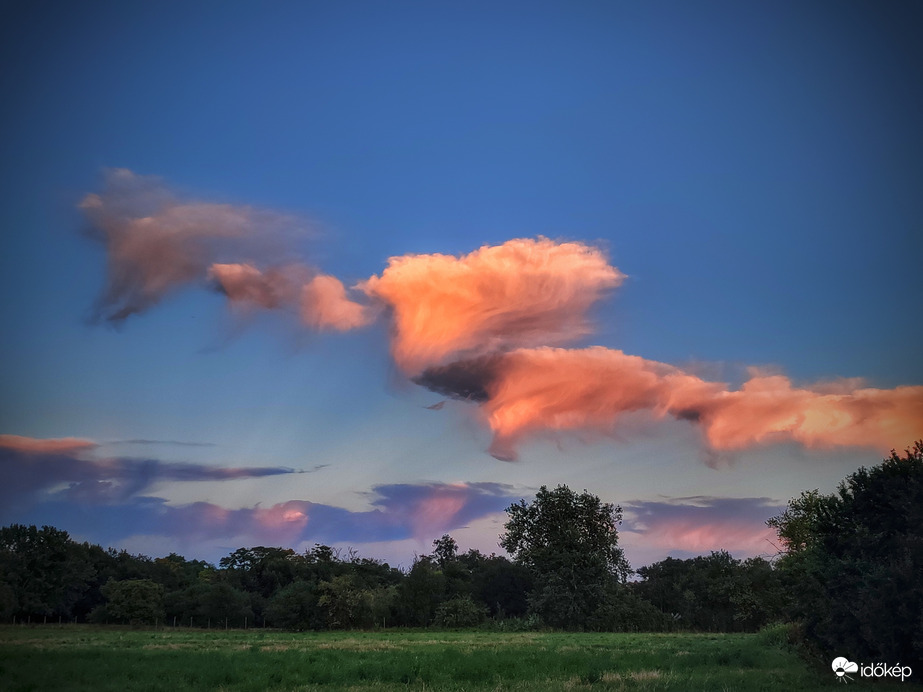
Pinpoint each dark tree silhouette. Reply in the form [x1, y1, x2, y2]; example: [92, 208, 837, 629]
[500, 484, 629, 628]
[769, 442, 923, 665]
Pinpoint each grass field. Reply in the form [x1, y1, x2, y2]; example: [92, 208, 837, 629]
[0, 625, 837, 691]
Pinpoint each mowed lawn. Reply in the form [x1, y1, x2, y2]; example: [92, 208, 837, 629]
[0, 625, 833, 691]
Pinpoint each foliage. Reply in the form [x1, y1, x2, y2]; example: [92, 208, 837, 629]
[396, 556, 445, 626]
[587, 585, 671, 632]
[464, 552, 532, 619]
[434, 595, 487, 627]
[96, 578, 164, 625]
[318, 574, 373, 629]
[264, 580, 322, 630]
[0, 525, 95, 620]
[768, 441, 923, 665]
[432, 534, 458, 566]
[634, 551, 786, 632]
[500, 484, 629, 629]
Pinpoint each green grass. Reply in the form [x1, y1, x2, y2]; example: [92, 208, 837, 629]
[0, 625, 836, 691]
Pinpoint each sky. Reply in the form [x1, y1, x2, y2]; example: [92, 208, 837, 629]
[1, 0, 922, 571]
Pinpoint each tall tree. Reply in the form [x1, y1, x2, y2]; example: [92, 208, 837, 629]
[500, 484, 629, 629]
[768, 442, 923, 665]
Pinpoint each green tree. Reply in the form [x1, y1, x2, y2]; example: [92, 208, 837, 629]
[219, 546, 299, 598]
[500, 485, 629, 629]
[318, 574, 372, 629]
[265, 580, 322, 630]
[634, 552, 785, 632]
[432, 535, 458, 567]
[768, 442, 923, 665]
[97, 579, 164, 625]
[397, 556, 445, 626]
[0, 525, 94, 620]
[464, 552, 532, 619]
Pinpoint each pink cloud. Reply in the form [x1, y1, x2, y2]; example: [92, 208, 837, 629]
[422, 346, 923, 460]
[301, 274, 373, 331]
[621, 497, 786, 564]
[360, 237, 624, 374]
[0, 435, 98, 454]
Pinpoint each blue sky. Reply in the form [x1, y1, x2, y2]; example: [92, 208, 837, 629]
[1, 0, 921, 569]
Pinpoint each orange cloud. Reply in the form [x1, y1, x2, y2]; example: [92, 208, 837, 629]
[480, 347, 718, 460]
[360, 238, 624, 374]
[469, 347, 923, 460]
[209, 263, 372, 331]
[301, 274, 373, 331]
[678, 374, 923, 451]
[0, 435, 98, 454]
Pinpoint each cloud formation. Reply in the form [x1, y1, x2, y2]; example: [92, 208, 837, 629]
[0, 434, 98, 454]
[82, 169, 303, 322]
[359, 237, 624, 374]
[7, 468, 518, 554]
[79, 171, 923, 460]
[418, 347, 923, 460]
[621, 496, 785, 557]
[0, 435, 298, 508]
[209, 263, 372, 331]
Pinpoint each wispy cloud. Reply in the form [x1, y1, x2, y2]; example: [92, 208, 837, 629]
[621, 496, 786, 560]
[111, 439, 217, 448]
[81, 169, 307, 322]
[9, 477, 520, 552]
[208, 263, 372, 331]
[0, 435, 297, 511]
[0, 435, 98, 454]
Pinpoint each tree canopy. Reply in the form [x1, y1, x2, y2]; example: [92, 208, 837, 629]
[500, 484, 630, 628]
[768, 441, 923, 665]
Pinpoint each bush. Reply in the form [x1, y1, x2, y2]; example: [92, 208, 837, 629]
[587, 588, 671, 632]
[755, 622, 795, 649]
[481, 614, 542, 632]
[434, 595, 487, 628]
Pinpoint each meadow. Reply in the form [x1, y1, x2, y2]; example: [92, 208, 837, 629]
[0, 625, 838, 691]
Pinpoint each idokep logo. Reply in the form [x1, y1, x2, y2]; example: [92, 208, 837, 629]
[832, 658, 858, 683]
[832, 657, 913, 684]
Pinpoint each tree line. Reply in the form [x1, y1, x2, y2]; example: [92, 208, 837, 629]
[0, 507, 781, 633]
[2, 443, 919, 666]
